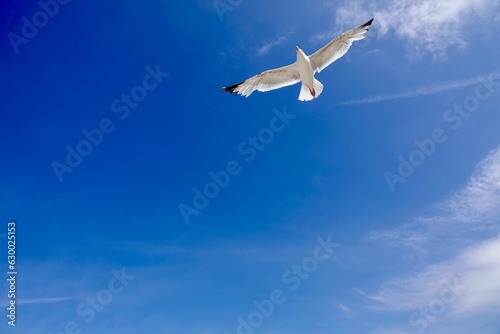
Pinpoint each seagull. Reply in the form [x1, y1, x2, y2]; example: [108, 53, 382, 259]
[222, 18, 374, 101]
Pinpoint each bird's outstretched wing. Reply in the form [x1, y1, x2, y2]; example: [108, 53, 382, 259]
[309, 18, 373, 74]
[223, 64, 300, 97]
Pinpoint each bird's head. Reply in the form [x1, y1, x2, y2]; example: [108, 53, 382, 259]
[295, 46, 307, 60]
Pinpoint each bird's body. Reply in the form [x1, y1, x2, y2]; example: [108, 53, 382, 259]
[295, 46, 323, 101]
[223, 18, 374, 101]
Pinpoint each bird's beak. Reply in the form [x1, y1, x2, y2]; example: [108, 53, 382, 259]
[296, 46, 299, 52]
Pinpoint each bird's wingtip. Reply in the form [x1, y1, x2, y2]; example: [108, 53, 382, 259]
[222, 81, 245, 95]
[364, 18, 374, 27]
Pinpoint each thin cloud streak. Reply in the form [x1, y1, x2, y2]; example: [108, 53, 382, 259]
[20, 296, 75, 305]
[337, 74, 487, 106]
[338, 303, 357, 318]
[257, 35, 289, 56]
[0, 296, 74, 307]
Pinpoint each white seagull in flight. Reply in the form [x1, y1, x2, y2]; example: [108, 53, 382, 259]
[223, 18, 374, 101]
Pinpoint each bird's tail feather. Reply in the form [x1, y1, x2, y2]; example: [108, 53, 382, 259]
[298, 84, 311, 101]
[314, 78, 324, 98]
[298, 79, 323, 101]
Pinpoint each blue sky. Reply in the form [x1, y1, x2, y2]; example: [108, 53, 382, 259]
[1, 0, 500, 333]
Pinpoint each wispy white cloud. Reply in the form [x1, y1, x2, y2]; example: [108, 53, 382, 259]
[370, 145, 500, 250]
[364, 235, 500, 315]
[419, 145, 500, 227]
[368, 222, 432, 254]
[360, 145, 500, 333]
[332, 0, 500, 60]
[257, 35, 289, 56]
[456, 236, 500, 315]
[338, 303, 357, 318]
[359, 264, 461, 312]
